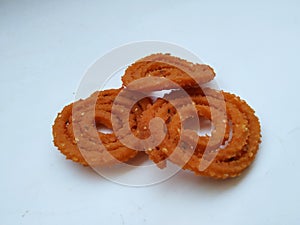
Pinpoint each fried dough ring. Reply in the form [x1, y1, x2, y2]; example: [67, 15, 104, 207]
[52, 88, 152, 166]
[140, 87, 261, 179]
[122, 53, 215, 91]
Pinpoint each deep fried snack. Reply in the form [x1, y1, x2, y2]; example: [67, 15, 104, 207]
[121, 53, 215, 91]
[139, 87, 261, 179]
[52, 88, 152, 166]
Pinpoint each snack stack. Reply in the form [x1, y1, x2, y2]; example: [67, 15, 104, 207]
[52, 53, 261, 179]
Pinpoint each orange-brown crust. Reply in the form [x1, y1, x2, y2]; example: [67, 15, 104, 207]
[52, 53, 261, 180]
[52, 88, 152, 167]
[122, 53, 215, 91]
[139, 87, 261, 179]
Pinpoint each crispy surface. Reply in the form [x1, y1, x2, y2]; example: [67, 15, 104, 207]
[52, 88, 152, 166]
[122, 53, 215, 91]
[52, 53, 261, 180]
[139, 87, 261, 179]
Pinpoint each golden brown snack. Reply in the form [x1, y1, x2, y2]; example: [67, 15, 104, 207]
[139, 87, 261, 179]
[52, 88, 152, 167]
[122, 53, 215, 91]
[52, 52, 262, 180]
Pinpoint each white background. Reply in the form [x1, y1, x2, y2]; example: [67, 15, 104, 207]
[1, 0, 300, 224]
